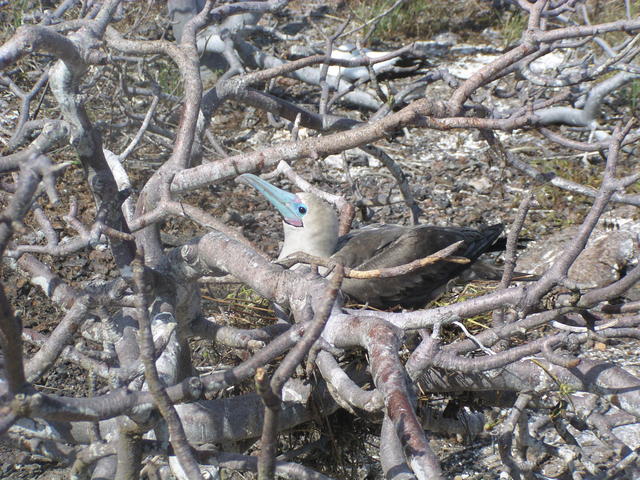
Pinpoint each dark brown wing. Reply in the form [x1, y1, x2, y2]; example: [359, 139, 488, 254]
[332, 224, 503, 309]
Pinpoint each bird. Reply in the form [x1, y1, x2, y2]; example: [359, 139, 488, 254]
[238, 174, 506, 309]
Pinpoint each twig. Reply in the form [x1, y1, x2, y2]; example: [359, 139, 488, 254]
[276, 240, 467, 279]
[257, 265, 344, 479]
[0, 284, 25, 397]
[498, 393, 533, 480]
[119, 95, 159, 161]
[359, 144, 422, 224]
[132, 251, 204, 480]
[451, 321, 495, 356]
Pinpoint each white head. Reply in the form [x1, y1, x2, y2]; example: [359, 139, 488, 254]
[279, 191, 339, 259]
[237, 175, 339, 259]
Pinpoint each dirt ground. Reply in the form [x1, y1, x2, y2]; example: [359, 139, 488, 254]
[1, 1, 639, 479]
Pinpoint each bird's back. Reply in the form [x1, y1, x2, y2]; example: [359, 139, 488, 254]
[333, 223, 503, 309]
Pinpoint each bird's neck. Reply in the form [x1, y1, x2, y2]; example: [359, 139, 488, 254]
[278, 221, 338, 260]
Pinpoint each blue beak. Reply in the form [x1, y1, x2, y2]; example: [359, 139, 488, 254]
[237, 174, 305, 227]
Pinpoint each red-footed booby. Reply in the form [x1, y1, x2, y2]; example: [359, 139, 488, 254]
[238, 174, 505, 309]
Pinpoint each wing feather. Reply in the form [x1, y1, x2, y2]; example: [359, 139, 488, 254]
[333, 224, 503, 308]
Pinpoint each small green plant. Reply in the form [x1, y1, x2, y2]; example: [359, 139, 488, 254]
[6, 0, 29, 29]
[350, 0, 428, 41]
[625, 79, 640, 114]
[501, 10, 527, 46]
[155, 59, 183, 96]
[586, 0, 640, 44]
[347, 0, 498, 43]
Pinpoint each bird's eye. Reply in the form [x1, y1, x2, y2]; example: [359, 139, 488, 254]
[298, 206, 307, 215]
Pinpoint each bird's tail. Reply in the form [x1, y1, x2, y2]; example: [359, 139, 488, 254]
[484, 236, 534, 253]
